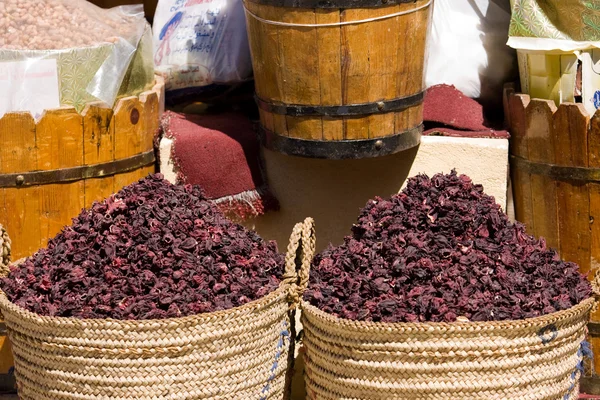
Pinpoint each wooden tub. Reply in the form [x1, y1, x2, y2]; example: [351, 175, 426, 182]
[0, 76, 164, 260]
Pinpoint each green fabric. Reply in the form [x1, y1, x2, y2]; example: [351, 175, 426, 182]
[119, 26, 155, 103]
[509, 0, 600, 41]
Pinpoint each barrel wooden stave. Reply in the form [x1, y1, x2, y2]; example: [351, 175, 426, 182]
[245, 0, 429, 145]
[83, 102, 117, 204]
[0, 78, 163, 260]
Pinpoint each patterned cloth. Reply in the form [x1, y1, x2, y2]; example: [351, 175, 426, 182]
[509, 0, 600, 50]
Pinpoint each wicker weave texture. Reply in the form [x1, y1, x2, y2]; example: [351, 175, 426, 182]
[0, 218, 316, 400]
[0, 225, 10, 273]
[301, 297, 594, 400]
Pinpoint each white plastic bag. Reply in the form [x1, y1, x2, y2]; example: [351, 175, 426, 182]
[425, 0, 516, 105]
[0, 1, 153, 119]
[153, 0, 253, 96]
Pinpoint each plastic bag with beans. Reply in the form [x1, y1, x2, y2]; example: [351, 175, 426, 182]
[0, 0, 154, 118]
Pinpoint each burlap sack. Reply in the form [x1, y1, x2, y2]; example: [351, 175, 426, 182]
[0, 217, 315, 400]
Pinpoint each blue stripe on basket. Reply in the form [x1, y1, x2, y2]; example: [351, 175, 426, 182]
[564, 341, 593, 400]
[259, 320, 289, 400]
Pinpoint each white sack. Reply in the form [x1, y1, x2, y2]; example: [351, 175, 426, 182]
[153, 0, 253, 94]
[425, 0, 516, 104]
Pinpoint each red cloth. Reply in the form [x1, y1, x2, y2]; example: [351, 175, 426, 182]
[423, 84, 510, 139]
[160, 111, 278, 220]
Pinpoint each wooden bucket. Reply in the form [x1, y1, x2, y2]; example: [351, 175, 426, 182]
[243, 0, 431, 159]
[506, 87, 600, 394]
[0, 76, 164, 260]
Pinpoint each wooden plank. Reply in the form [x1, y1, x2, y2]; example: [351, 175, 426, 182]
[245, 1, 275, 134]
[394, 0, 429, 132]
[279, 9, 322, 140]
[553, 103, 591, 273]
[394, 2, 409, 133]
[368, 6, 398, 139]
[317, 9, 343, 141]
[0, 113, 40, 259]
[139, 90, 159, 181]
[36, 109, 84, 246]
[406, 1, 429, 130]
[503, 83, 517, 129]
[114, 96, 146, 191]
[244, 1, 270, 103]
[262, 4, 288, 136]
[140, 90, 160, 153]
[588, 110, 600, 324]
[341, 8, 370, 140]
[82, 103, 115, 205]
[508, 94, 534, 232]
[525, 99, 559, 250]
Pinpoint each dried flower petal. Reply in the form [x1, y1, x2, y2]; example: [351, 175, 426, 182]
[305, 171, 592, 323]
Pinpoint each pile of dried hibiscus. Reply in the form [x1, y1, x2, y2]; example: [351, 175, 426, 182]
[1, 174, 284, 320]
[305, 171, 591, 323]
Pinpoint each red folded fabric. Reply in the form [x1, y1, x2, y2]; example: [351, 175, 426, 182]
[160, 111, 278, 220]
[423, 84, 510, 139]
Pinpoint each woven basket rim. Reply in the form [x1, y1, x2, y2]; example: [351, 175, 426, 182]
[300, 297, 594, 332]
[0, 280, 290, 327]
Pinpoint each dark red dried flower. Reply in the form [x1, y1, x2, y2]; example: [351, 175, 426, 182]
[305, 171, 592, 323]
[2, 174, 284, 320]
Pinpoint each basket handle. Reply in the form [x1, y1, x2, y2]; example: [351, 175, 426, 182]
[592, 268, 600, 314]
[0, 224, 11, 277]
[282, 217, 316, 308]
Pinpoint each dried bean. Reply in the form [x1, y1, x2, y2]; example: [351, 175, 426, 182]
[0, 0, 140, 50]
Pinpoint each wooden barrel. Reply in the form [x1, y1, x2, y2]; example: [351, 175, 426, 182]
[505, 88, 600, 394]
[0, 76, 164, 260]
[243, 0, 431, 159]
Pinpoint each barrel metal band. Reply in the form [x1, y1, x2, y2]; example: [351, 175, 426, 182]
[246, 0, 420, 8]
[256, 92, 424, 117]
[510, 155, 600, 183]
[259, 125, 422, 159]
[0, 151, 155, 188]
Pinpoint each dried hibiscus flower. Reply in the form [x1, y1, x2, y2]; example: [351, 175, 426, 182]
[1, 174, 284, 320]
[305, 171, 591, 323]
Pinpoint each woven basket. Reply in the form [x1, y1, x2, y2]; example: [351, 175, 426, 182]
[0, 218, 315, 400]
[301, 282, 595, 399]
[0, 225, 10, 273]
